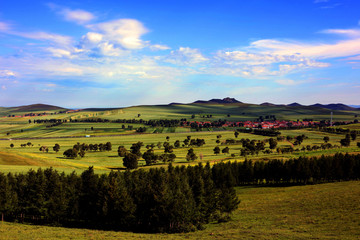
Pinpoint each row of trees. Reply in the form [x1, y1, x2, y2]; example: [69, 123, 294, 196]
[63, 142, 112, 158]
[0, 164, 239, 233]
[213, 152, 360, 185]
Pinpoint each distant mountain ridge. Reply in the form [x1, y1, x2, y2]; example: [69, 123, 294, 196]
[309, 103, 357, 111]
[3, 100, 360, 112]
[193, 97, 242, 104]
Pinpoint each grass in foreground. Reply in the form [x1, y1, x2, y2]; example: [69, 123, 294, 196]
[1, 181, 359, 240]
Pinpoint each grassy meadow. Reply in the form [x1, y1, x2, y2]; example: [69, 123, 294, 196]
[1, 126, 360, 174]
[1, 181, 359, 240]
[0, 104, 360, 239]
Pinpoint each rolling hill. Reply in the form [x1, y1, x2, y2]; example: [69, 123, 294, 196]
[1, 99, 359, 121]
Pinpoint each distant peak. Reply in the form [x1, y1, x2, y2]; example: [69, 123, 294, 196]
[193, 97, 241, 104]
[288, 102, 302, 107]
[260, 102, 276, 106]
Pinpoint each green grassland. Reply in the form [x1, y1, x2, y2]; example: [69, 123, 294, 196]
[0, 127, 359, 174]
[1, 102, 359, 139]
[1, 104, 360, 239]
[1, 181, 359, 240]
[334, 123, 360, 130]
[0, 102, 359, 174]
[98, 103, 359, 122]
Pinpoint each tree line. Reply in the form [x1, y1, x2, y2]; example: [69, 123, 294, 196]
[213, 153, 360, 186]
[0, 164, 239, 233]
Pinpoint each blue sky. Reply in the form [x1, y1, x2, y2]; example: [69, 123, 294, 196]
[1, 0, 360, 108]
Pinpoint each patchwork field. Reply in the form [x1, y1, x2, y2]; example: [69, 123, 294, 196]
[1, 127, 359, 174]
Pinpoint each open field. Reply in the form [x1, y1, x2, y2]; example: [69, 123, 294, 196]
[1, 181, 359, 240]
[1, 127, 360, 174]
[0, 105, 359, 239]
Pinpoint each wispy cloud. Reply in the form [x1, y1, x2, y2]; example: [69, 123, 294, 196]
[275, 79, 298, 86]
[165, 47, 208, 65]
[0, 22, 11, 31]
[320, 28, 360, 37]
[249, 34, 360, 59]
[314, 0, 329, 3]
[48, 3, 96, 25]
[0, 70, 16, 78]
[150, 44, 171, 51]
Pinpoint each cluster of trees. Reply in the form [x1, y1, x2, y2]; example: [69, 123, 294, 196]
[0, 164, 239, 232]
[213, 153, 360, 185]
[339, 132, 357, 147]
[118, 138, 204, 167]
[63, 142, 112, 159]
[182, 136, 205, 147]
[33, 119, 65, 124]
[213, 146, 230, 155]
[300, 143, 339, 152]
[19, 142, 32, 148]
[239, 139, 266, 156]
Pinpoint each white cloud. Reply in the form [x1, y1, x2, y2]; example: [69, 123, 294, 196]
[249, 36, 360, 59]
[275, 79, 297, 86]
[3, 30, 73, 47]
[61, 9, 95, 25]
[82, 32, 103, 45]
[97, 42, 126, 56]
[0, 70, 16, 77]
[87, 19, 148, 50]
[166, 47, 208, 65]
[321, 28, 360, 37]
[46, 47, 72, 58]
[150, 44, 171, 51]
[48, 3, 95, 25]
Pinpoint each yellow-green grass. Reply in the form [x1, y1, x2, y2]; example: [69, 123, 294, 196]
[1, 181, 359, 240]
[1, 128, 359, 174]
[333, 123, 360, 130]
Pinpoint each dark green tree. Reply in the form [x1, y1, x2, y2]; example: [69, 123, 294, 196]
[143, 149, 157, 165]
[53, 143, 60, 153]
[222, 147, 230, 154]
[350, 131, 357, 141]
[63, 148, 78, 158]
[269, 138, 278, 149]
[213, 146, 220, 155]
[123, 153, 138, 169]
[118, 146, 127, 157]
[186, 148, 197, 162]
